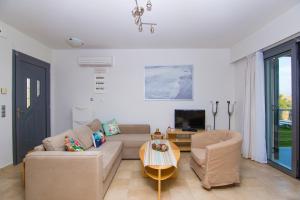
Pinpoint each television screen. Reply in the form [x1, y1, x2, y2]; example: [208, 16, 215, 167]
[175, 109, 205, 130]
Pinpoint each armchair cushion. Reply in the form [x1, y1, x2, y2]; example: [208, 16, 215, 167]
[191, 148, 206, 167]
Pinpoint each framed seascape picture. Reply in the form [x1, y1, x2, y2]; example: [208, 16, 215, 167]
[145, 65, 193, 100]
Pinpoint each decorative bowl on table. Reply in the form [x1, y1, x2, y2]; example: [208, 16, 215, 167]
[152, 143, 169, 152]
[154, 128, 161, 135]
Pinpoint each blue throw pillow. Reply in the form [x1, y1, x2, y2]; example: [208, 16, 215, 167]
[92, 132, 102, 148]
[92, 130, 106, 148]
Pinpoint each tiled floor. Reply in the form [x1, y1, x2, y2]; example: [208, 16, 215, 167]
[1, 153, 300, 200]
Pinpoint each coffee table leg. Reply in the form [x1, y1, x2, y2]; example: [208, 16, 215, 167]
[141, 163, 147, 177]
[158, 169, 161, 200]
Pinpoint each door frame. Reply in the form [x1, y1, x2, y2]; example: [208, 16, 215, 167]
[12, 50, 51, 165]
[264, 38, 300, 178]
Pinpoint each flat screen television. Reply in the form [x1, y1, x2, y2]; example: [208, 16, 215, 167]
[175, 109, 205, 131]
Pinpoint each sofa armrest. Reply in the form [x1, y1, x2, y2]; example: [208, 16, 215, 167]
[25, 151, 104, 200]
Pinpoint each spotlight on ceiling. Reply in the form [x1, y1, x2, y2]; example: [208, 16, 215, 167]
[139, 24, 143, 32]
[66, 37, 84, 48]
[150, 25, 154, 34]
[146, 0, 152, 11]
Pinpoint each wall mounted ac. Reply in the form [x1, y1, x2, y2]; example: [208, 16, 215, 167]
[78, 56, 114, 67]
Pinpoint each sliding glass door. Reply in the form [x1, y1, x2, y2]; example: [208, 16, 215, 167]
[264, 39, 300, 177]
[265, 52, 292, 169]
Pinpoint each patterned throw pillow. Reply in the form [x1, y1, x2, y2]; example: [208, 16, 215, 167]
[102, 119, 120, 136]
[92, 130, 106, 148]
[99, 131, 106, 143]
[64, 136, 84, 152]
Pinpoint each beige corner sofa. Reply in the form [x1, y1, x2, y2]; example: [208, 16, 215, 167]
[190, 130, 242, 189]
[25, 119, 150, 200]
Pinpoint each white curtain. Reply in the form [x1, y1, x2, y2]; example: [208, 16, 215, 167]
[242, 51, 267, 163]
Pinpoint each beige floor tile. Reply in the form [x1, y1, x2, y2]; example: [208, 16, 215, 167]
[191, 188, 220, 200]
[104, 188, 128, 200]
[110, 178, 131, 190]
[115, 168, 133, 179]
[1, 153, 300, 200]
[169, 186, 195, 200]
[127, 187, 157, 200]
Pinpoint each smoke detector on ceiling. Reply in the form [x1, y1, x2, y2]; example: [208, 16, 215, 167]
[66, 37, 84, 48]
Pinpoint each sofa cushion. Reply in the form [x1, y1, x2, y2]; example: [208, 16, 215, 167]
[191, 148, 207, 167]
[89, 141, 123, 181]
[87, 119, 103, 132]
[42, 130, 75, 151]
[73, 125, 94, 150]
[118, 124, 150, 134]
[64, 136, 84, 152]
[106, 134, 149, 148]
[33, 144, 45, 151]
[102, 119, 120, 136]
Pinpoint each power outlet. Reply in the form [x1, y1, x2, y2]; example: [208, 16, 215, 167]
[0, 88, 8, 94]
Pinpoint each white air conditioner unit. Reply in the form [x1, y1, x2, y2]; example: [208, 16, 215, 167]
[78, 56, 113, 67]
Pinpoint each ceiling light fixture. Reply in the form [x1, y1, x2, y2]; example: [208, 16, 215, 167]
[132, 0, 157, 33]
[66, 37, 84, 48]
[135, 16, 141, 25]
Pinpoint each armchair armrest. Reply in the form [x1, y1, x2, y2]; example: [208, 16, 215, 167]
[191, 132, 219, 149]
[25, 151, 104, 200]
[205, 139, 242, 176]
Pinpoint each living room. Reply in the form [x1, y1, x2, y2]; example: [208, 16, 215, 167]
[0, 0, 300, 200]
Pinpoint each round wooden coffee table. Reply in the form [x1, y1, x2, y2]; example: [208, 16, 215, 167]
[139, 141, 180, 200]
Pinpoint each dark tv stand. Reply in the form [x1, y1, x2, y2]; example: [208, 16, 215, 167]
[182, 128, 198, 132]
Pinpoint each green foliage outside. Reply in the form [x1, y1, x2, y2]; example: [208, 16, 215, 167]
[279, 127, 292, 147]
[279, 95, 291, 109]
[278, 95, 292, 147]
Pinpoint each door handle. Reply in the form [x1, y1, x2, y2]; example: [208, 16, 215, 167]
[17, 107, 25, 119]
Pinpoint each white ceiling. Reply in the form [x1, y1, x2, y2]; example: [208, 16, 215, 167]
[0, 0, 299, 49]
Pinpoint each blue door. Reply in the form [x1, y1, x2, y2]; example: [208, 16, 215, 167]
[13, 51, 50, 164]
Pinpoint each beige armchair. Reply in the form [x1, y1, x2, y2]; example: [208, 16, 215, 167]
[190, 130, 242, 189]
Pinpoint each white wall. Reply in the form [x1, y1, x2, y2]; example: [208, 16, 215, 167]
[0, 21, 51, 168]
[231, 3, 300, 62]
[52, 49, 235, 135]
[233, 59, 247, 136]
